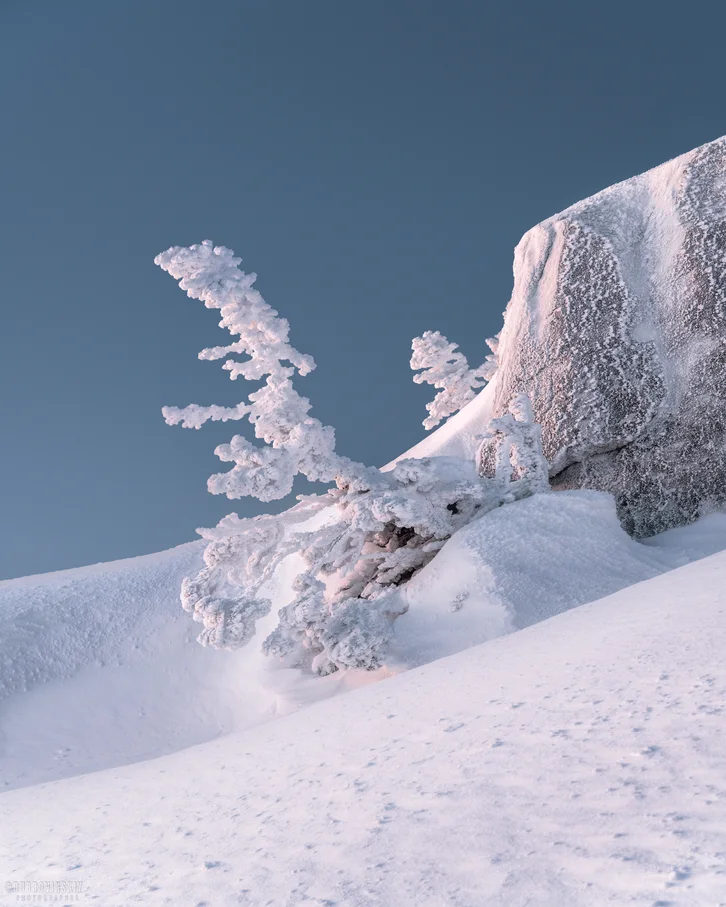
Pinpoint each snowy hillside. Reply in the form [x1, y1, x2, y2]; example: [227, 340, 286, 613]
[0, 542, 279, 791]
[3, 490, 725, 794]
[4, 548, 726, 906]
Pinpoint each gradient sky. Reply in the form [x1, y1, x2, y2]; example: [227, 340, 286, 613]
[1, 0, 725, 579]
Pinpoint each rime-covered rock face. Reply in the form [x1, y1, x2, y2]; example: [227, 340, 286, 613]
[492, 136, 726, 537]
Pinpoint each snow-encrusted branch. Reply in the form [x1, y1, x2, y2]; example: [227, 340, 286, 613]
[156, 241, 360, 500]
[411, 330, 496, 430]
[162, 402, 250, 430]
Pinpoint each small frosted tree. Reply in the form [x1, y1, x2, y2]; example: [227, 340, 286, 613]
[159, 242, 548, 674]
[476, 393, 550, 497]
[157, 242, 495, 671]
[411, 330, 498, 429]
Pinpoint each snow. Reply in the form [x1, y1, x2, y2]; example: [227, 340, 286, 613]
[391, 373, 498, 465]
[3, 488, 726, 799]
[0, 543, 278, 791]
[4, 547, 726, 906]
[391, 490, 704, 670]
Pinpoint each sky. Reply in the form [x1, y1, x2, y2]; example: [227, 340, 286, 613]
[1, 0, 725, 579]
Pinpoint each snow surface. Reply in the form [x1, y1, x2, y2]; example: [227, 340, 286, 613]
[4, 548, 726, 906]
[393, 490, 719, 669]
[4, 138, 726, 906]
[3, 490, 726, 797]
[0, 543, 279, 791]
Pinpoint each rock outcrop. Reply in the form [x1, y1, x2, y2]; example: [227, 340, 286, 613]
[490, 136, 726, 537]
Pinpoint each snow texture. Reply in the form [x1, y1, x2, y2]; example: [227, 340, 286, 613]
[0, 542, 279, 790]
[5, 545, 726, 906]
[392, 489, 693, 669]
[3, 490, 725, 794]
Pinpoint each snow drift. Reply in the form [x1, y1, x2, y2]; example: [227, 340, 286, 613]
[0, 542, 279, 790]
[393, 490, 715, 668]
[4, 547, 726, 906]
[3, 489, 725, 791]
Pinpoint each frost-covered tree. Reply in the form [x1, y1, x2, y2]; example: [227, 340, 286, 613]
[476, 393, 550, 497]
[159, 242, 548, 675]
[411, 330, 497, 429]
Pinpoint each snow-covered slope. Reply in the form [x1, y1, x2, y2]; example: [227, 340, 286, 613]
[4, 549, 726, 906]
[3, 489, 725, 794]
[0, 542, 280, 791]
[391, 374, 498, 464]
[394, 491, 725, 668]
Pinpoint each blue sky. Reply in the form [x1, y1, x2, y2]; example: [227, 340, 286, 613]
[1, 0, 725, 578]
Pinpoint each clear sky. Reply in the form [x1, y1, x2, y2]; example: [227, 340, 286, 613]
[1, 0, 725, 579]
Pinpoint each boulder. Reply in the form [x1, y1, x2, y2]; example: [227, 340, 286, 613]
[491, 136, 726, 536]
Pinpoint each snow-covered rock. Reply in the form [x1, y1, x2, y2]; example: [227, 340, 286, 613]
[482, 135, 726, 537]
